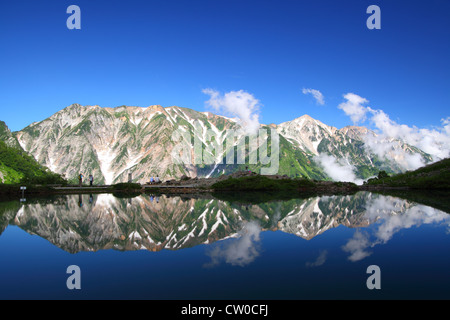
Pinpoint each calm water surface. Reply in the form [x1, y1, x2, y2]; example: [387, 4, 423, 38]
[0, 191, 449, 300]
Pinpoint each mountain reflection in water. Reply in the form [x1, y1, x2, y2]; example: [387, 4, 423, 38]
[1, 192, 449, 266]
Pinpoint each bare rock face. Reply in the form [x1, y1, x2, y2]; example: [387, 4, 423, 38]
[15, 104, 240, 184]
[277, 115, 337, 155]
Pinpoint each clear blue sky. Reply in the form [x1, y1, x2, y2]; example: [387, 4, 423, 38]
[1, 0, 449, 132]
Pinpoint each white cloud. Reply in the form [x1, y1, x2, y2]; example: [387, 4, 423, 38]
[342, 194, 450, 262]
[305, 250, 328, 267]
[337, 93, 450, 166]
[204, 221, 261, 267]
[314, 154, 363, 185]
[403, 153, 427, 171]
[338, 93, 370, 124]
[442, 117, 450, 135]
[368, 109, 450, 161]
[363, 133, 428, 171]
[202, 88, 261, 135]
[342, 230, 372, 262]
[302, 88, 325, 106]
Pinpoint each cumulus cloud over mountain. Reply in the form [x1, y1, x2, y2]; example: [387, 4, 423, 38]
[337, 93, 450, 170]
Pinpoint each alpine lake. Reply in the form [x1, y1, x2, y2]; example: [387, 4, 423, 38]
[0, 189, 449, 300]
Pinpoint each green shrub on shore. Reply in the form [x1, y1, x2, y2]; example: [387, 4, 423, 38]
[212, 175, 315, 191]
[112, 183, 142, 191]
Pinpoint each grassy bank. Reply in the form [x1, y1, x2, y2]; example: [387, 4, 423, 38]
[211, 175, 315, 191]
[211, 175, 358, 193]
[365, 158, 450, 189]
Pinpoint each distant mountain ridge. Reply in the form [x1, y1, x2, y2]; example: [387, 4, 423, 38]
[1, 103, 433, 184]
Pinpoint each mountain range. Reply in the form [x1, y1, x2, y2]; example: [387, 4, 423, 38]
[0, 103, 434, 184]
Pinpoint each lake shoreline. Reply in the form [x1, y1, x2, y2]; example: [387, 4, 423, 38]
[0, 181, 434, 197]
[1, 170, 448, 201]
[1, 182, 449, 214]
[0, 180, 442, 197]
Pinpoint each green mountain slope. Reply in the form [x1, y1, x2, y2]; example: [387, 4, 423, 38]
[0, 122, 66, 185]
[0, 140, 66, 184]
[366, 158, 450, 189]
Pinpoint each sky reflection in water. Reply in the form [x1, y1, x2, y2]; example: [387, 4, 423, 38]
[0, 191, 449, 299]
